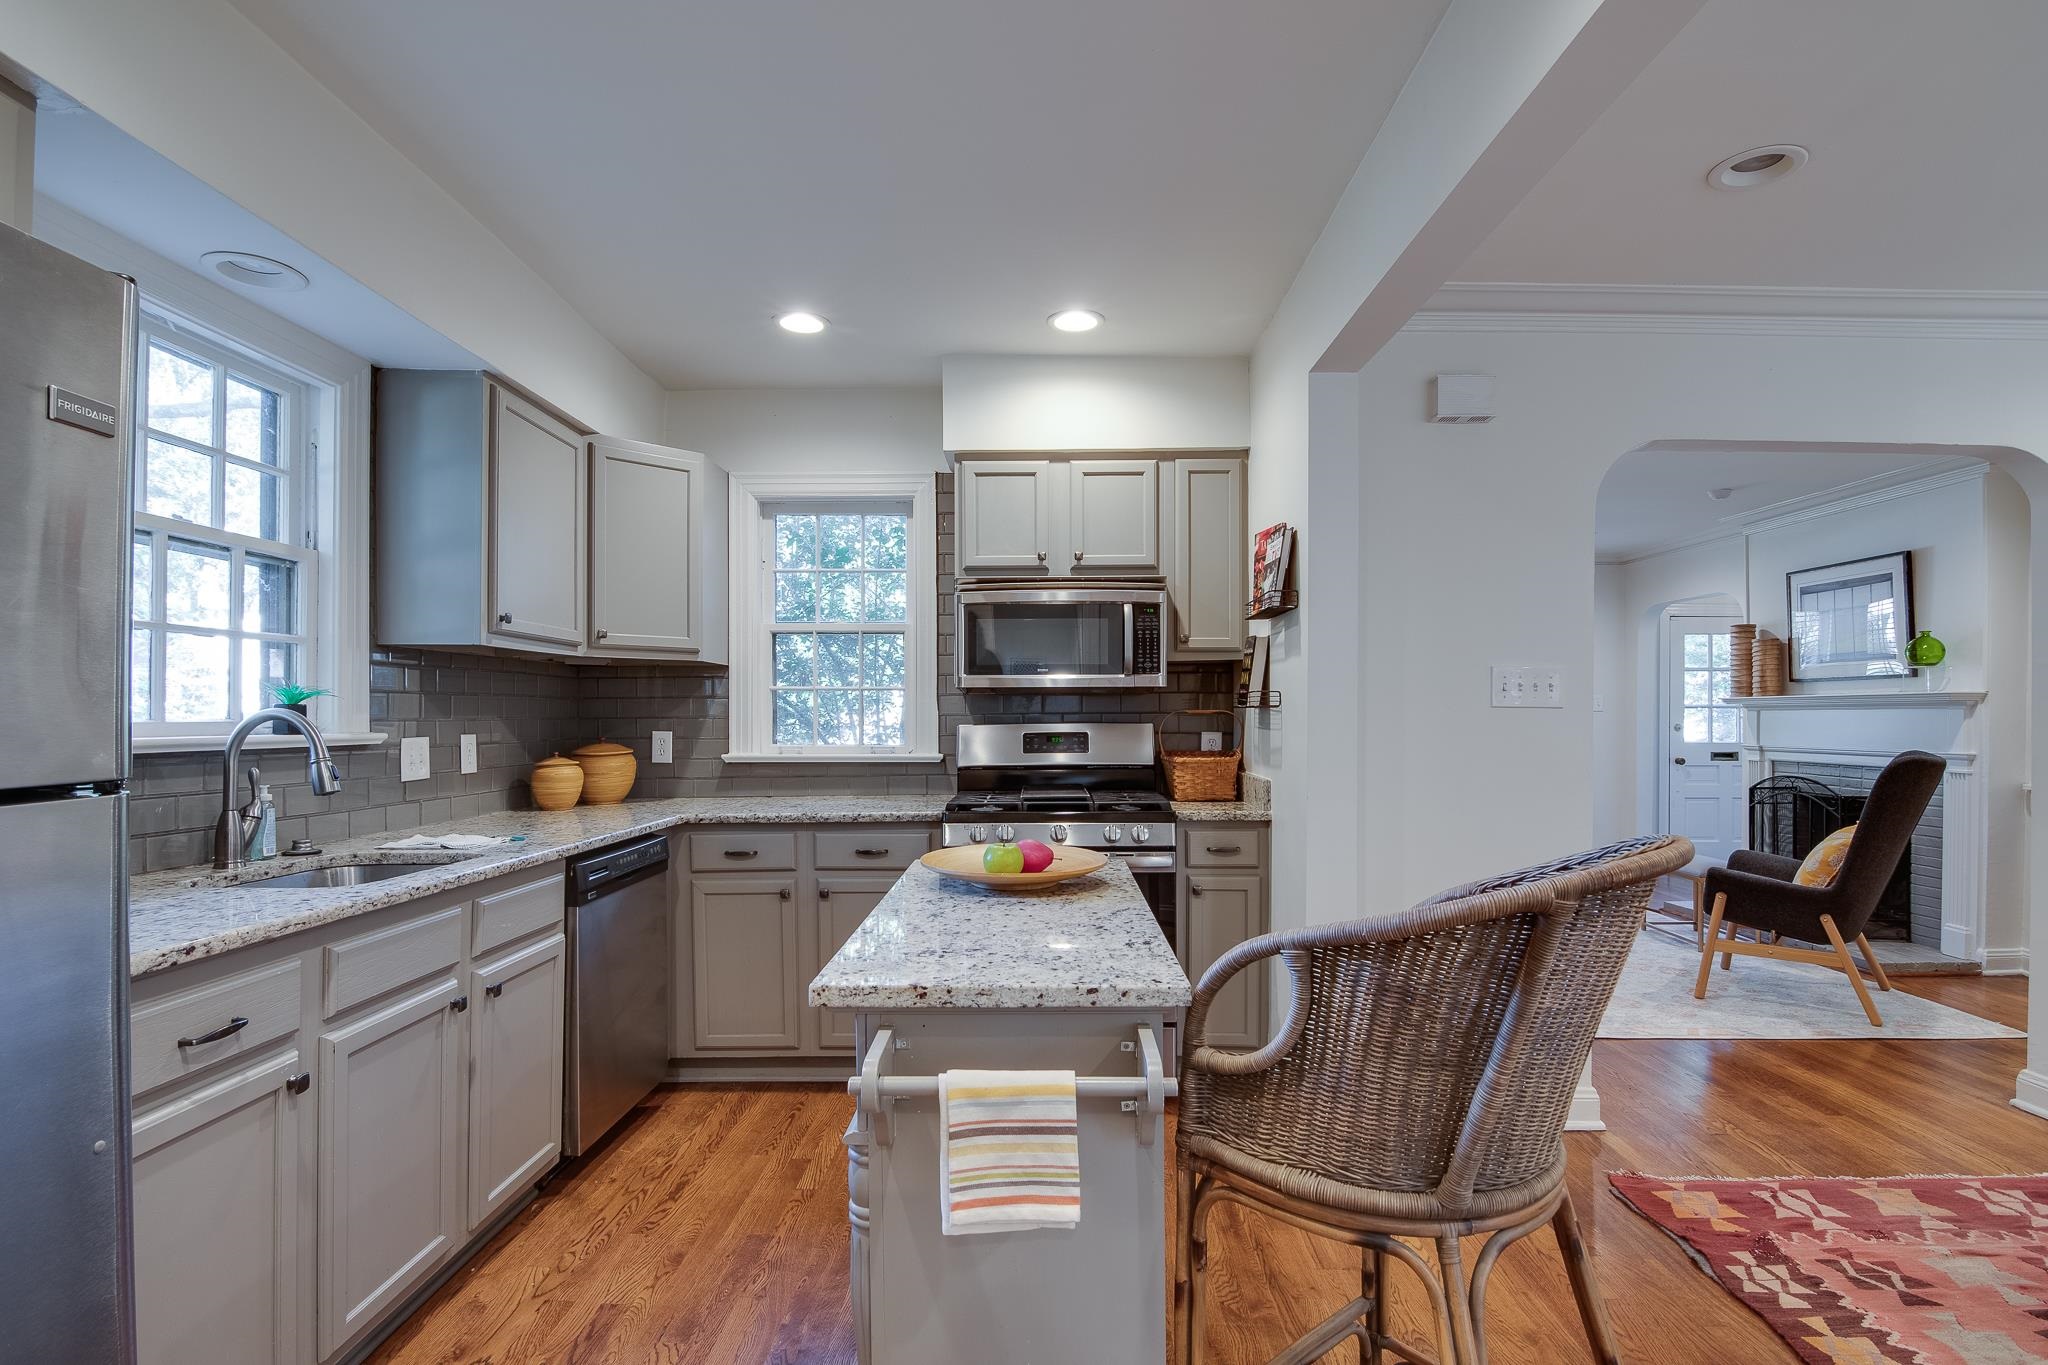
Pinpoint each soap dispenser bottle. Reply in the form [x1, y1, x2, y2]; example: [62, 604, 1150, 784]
[253, 784, 279, 861]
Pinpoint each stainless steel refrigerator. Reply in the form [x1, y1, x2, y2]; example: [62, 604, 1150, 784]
[0, 219, 139, 1360]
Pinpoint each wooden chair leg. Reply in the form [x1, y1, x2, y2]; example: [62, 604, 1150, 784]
[1173, 1163, 1194, 1364]
[1694, 894, 1726, 1000]
[1552, 1188, 1623, 1365]
[1820, 914, 1884, 1027]
[1438, 1236, 1480, 1364]
[1186, 1183, 1212, 1364]
[1856, 934, 1894, 992]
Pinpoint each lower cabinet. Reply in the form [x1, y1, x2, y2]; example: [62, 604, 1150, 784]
[132, 1051, 310, 1365]
[811, 875, 897, 1051]
[690, 876, 802, 1048]
[317, 977, 468, 1360]
[468, 932, 566, 1231]
[1182, 874, 1267, 1050]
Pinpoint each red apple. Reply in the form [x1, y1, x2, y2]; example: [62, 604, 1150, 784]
[1016, 839, 1056, 873]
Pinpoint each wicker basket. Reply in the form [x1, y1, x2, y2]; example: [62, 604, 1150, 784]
[1729, 624, 1757, 698]
[1158, 709, 1241, 802]
[530, 755, 584, 811]
[572, 739, 636, 805]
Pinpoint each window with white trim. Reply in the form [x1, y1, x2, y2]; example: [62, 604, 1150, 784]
[131, 320, 317, 735]
[726, 475, 940, 762]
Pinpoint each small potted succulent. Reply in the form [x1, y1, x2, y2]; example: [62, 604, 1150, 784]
[262, 680, 333, 735]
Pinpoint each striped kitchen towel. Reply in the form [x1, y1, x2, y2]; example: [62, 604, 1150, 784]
[938, 1070, 1080, 1235]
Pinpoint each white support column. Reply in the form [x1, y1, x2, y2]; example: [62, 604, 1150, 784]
[1565, 1059, 1604, 1132]
[1939, 754, 1984, 962]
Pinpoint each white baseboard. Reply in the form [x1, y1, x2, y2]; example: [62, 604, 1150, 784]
[1982, 948, 2031, 975]
[1565, 1082, 1604, 1132]
[2013, 1069, 2048, 1122]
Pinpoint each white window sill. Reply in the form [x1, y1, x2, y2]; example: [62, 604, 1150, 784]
[721, 751, 946, 765]
[131, 732, 388, 756]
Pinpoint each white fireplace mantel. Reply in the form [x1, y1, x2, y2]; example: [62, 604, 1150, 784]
[1739, 691, 1985, 712]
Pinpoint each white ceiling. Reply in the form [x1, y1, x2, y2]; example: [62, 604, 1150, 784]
[33, 104, 479, 371]
[1456, 0, 2048, 292]
[222, 0, 1452, 388]
[1594, 447, 1978, 561]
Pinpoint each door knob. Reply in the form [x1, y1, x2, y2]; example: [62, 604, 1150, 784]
[1673, 757, 1687, 765]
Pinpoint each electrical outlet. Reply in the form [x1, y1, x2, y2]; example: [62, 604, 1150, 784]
[1199, 731, 1224, 753]
[400, 735, 430, 782]
[652, 730, 674, 764]
[459, 733, 478, 774]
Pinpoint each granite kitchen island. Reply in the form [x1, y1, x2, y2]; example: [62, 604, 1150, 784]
[810, 858, 1192, 1365]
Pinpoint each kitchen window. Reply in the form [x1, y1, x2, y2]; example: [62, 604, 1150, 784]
[725, 474, 940, 762]
[130, 320, 318, 736]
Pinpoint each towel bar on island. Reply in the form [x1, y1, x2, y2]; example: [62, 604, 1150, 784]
[849, 1024, 1178, 1147]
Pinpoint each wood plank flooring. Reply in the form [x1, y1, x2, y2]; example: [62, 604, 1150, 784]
[372, 973, 2037, 1364]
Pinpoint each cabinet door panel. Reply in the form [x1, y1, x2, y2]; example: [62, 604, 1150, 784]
[957, 461, 1055, 573]
[1171, 459, 1246, 654]
[592, 439, 702, 653]
[812, 876, 895, 1051]
[1185, 875, 1265, 1050]
[489, 387, 586, 646]
[470, 933, 565, 1231]
[1068, 460, 1159, 572]
[318, 977, 465, 1358]
[133, 1051, 307, 1365]
[690, 877, 802, 1049]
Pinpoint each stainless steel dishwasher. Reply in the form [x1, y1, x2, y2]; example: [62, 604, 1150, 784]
[563, 833, 671, 1156]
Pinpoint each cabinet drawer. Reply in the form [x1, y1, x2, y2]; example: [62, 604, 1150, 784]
[1185, 831, 1260, 868]
[689, 831, 797, 872]
[323, 906, 465, 1018]
[472, 870, 565, 957]
[132, 958, 302, 1096]
[814, 828, 933, 871]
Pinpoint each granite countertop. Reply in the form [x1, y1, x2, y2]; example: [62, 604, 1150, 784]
[128, 795, 947, 979]
[808, 858, 1192, 1011]
[1170, 799, 1270, 822]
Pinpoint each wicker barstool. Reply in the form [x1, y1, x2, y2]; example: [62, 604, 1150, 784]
[1174, 835, 1693, 1365]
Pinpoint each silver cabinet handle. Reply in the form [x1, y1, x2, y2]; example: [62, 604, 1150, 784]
[286, 1072, 310, 1096]
[177, 1016, 248, 1048]
[595, 629, 609, 640]
[853, 848, 889, 857]
[778, 886, 792, 901]
[1190, 884, 1203, 897]
[1178, 632, 1190, 646]
[1206, 845, 1242, 856]
[818, 885, 831, 899]
[722, 849, 758, 859]
[449, 995, 469, 1013]
[484, 982, 504, 999]
[1036, 550, 1047, 563]
[1073, 549, 1084, 562]
[496, 612, 512, 625]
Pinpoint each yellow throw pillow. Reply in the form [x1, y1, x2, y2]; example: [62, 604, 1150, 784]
[1795, 824, 1857, 888]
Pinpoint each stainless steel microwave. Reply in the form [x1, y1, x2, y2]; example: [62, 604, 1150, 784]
[956, 581, 1168, 689]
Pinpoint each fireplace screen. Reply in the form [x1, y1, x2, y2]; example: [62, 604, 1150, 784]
[1749, 774, 1911, 939]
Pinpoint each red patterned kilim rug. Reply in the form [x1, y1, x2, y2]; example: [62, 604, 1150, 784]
[1610, 1173, 2048, 1363]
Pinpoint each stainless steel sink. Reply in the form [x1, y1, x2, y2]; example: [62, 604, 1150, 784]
[242, 862, 438, 889]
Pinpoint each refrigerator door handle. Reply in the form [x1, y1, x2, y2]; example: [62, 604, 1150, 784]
[176, 1016, 249, 1049]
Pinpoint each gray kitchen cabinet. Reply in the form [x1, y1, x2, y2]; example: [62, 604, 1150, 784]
[467, 932, 566, 1232]
[132, 1050, 311, 1365]
[317, 976, 467, 1359]
[956, 459, 1056, 573]
[1067, 459, 1160, 572]
[690, 875, 804, 1049]
[489, 385, 588, 648]
[589, 435, 729, 662]
[1182, 873, 1266, 1050]
[811, 875, 897, 1051]
[1166, 458, 1246, 656]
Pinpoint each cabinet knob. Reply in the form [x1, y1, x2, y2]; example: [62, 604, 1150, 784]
[484, 982, 504, 998]
[1073, 549, 1084, 562]
[285, 1072, 310, 1096]
[778, 886, 792, 901]
[1190, 884, 1203, 897]
[1177, 632, 1190, 646]
[595, 628, 609, 640]
[449, 995, 469, 1013]
[818, 885, 831, 899]
[496, 612, 512, 625]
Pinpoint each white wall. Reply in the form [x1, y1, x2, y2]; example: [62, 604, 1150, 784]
[940, 357, 1248, 453]
[0, 76, 30, 232]
[1982, 468, 2032, 971]
[1591, 562, 1634, 842]
[0, 0, 663, 438]
[666, 388, 942, 474]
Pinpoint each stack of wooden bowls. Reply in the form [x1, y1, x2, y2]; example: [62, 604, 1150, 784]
[1728, 624, 1757, 698]
[1753, 633, 1789, 696]
[530, 754, 584, 811]
[572, 739, 637, 804]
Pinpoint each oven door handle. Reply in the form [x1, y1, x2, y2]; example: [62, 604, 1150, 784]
[1112, 852, 1177, 872]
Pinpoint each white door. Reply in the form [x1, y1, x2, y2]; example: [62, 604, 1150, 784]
[132, 1051, 309, 1365]
[591, 437, 702, 654]
[957, 461, 1055, 573]
[489, 386, 587, 647]
[1067, 460, 1159, 572]
[318, 978, 466, 1359]
[469, 932, 566, 1231]
[1665, 616, 1746, 865]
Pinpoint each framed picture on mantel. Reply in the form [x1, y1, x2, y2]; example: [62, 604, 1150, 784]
[1786, 550, 1915, 681]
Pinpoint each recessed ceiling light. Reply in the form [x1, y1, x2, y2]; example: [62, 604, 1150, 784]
[777, 311, 827, 334]
[1707, 144, 1808, 191]
[1708, 487, 1735, 501]
[200, 251, 309, 292]
[1048, 309, 1103, 333]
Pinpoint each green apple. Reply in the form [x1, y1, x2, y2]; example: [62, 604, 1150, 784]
[983, 843, 1025, 875]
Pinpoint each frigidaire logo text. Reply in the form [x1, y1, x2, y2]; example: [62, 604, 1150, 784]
[54, 395, 114, 424]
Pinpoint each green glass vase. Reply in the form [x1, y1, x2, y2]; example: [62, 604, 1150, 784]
[1906, 630, 1946, 668]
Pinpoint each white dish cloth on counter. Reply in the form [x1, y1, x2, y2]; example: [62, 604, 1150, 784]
[938, 1070, 1081, 1236]
[377, 833, 517, 851]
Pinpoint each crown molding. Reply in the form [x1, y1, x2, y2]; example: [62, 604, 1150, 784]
[1408, 282, 2048, 339]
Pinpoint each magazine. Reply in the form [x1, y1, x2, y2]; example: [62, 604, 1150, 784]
[1250, 522, 1293, 606]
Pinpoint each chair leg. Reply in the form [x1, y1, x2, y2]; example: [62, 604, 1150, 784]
[1173, 1163, 1194, 1364]
[1552, 1189, 1624, 1365]
[1820, 914, 1884, 1027]
[1437, 1235, 1480, 1364]
[1692, 877, 1705, 946]
[1361, 1245, 1388, 1363]
[1694, 895, 1726, 1000]
[1856, 934, 1894, 992]
[1187, 1182, 1213, 1364]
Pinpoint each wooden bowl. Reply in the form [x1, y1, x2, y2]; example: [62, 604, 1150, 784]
[530, 755, 584, 811]
[572, 739, 636, 805]
[919, 844, 1110, 890]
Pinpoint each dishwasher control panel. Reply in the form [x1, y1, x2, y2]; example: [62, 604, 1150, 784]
[567, 833, 671, 902]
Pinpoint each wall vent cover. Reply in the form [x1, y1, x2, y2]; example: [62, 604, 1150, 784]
[1431, 373, 1494, 423]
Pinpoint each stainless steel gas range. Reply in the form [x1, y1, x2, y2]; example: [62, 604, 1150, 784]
[942, 722, 1177, 873]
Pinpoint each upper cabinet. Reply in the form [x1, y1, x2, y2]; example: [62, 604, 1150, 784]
[376, 372, 728, 663]
[1067, 460, 1159, 572]
[956, 459, 1057, 573]
[1165, 459, 1246, 656]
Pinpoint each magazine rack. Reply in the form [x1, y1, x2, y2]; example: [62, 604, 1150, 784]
[1244, 589, 1298, 621]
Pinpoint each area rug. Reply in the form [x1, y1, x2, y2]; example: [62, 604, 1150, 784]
[1597, 930, 2022, 1040]
[1611, 1173, 2048, 1363]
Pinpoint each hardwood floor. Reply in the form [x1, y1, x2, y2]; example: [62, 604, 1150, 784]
[373, 974, 2036, 1364]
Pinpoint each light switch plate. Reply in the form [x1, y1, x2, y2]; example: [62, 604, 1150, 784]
[652, 730, 674, 764]
[459, 733, 478, 774]
[400, 735, 430, 782]
[1491, 666, 1565, 709]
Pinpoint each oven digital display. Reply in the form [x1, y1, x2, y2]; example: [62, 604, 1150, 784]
[1021, 732, 1090, 755]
